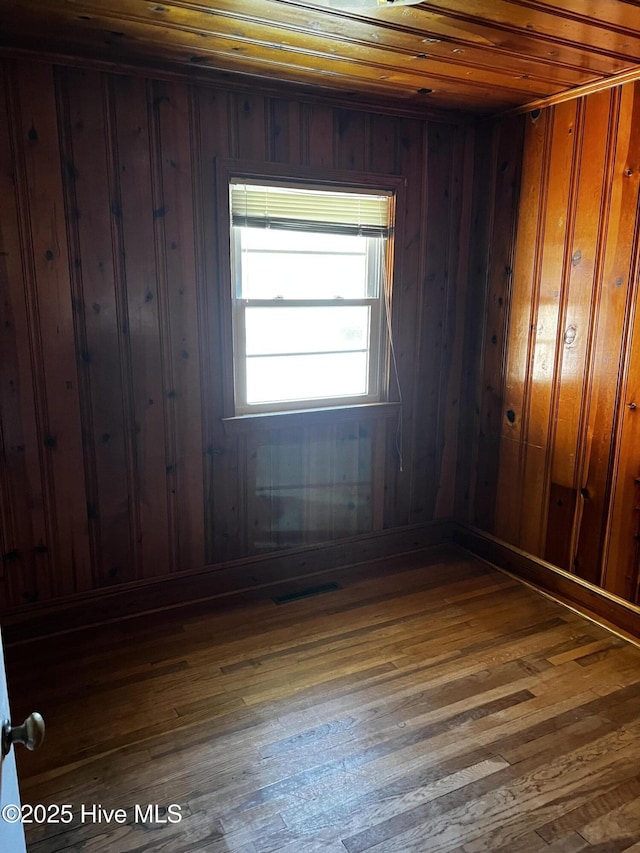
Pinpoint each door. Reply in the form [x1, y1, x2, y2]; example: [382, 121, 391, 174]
[0, 629, 26, 853]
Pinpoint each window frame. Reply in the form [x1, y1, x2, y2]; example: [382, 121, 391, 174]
[216, 160, 405, 423]
[232, 229, 385, 414]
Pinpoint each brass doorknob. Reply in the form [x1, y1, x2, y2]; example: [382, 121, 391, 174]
[628, 402, 637, 410]
[1, 713, 45, 757]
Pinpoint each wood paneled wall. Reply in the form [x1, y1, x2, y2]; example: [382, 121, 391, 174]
[0, 57, 473, 610]
[465, 81, 640, 603]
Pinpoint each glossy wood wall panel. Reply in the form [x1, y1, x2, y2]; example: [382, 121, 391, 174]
[0, 57, 473, 611]
[465, 80, 640, 604]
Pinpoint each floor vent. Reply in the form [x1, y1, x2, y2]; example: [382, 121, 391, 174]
[272, 582, 342, 604]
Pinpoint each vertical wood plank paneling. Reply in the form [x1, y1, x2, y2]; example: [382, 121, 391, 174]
[473, 115, 525, 533]
[371, 418, 386, 530]
[494, 109, 550, 545]
[304, 425, 334, 546]
[246, 427, 307, 554]
[14, 60, 91, 598]
[0, 60, 44, 609]
[470, 124, 501, 533]
[338, 422, 356, 539]
[605, 270, 640, 600]
[188, 84, 213, 564]
[518, 99, 579, 555]
[435, 125, 474, 519]
[334, 108, 367, 172]
[245, 429, 270, 554]
[152, 80, 205, 573]
[468, 78, 640, 607]
[368, 113, 399, 175]
[0, 57, 475, 610]
[58, 67, 133, 586]
[147, 79, 180, 578]
[54, 66, 101, 588]
[410, 122, 454, 523]
[268, 98, 302, 166]
[359, 419, 376, 532]
[549, 94, 611, 491]
[233, 93, 268, 161]
[193, 84, 238, 564]
[334, 421, 362, 539]
[544, 91, 611, 572]
[110, 73, 171, 580]
[305, 103, 335, 169]
[455, 121, 493, 524]
[600, 82, 640, 599]
[579, 82, 640, 587]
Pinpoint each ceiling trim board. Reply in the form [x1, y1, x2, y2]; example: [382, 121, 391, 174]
[503, 62, 640, 115]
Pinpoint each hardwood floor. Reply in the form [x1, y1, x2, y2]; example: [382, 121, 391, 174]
[6, 544, 640, 852]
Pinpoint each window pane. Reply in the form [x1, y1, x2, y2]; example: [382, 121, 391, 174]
[246, 352, 369, 405]
[245, 306, 370, 356]
[237, 228, 378, 299]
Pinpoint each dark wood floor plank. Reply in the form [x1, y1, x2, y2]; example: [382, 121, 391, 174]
[341, 715, 640, 852]
[538, 773, 640, 843]
[579, 795, 640, 847]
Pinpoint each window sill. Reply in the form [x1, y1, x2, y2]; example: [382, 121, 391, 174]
[222, 402, 401, 434]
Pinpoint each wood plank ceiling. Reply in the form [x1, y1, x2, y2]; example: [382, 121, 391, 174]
[1, 1, 640, 116]
[0, 0, 640, 112]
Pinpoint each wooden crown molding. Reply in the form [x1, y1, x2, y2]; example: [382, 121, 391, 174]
[502, 63, 640, 116]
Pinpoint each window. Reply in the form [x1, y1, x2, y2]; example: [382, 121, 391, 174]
[229, 179, 395, 415]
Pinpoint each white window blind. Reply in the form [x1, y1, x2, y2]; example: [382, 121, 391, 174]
[230, 181, 392, 236]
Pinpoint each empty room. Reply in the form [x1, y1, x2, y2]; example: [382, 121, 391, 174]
[2, 1, 640, 851]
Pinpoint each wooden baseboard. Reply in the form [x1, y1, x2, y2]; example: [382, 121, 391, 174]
[1, 521, 452, 645]
[454, 524, 640, 642]
[8, 519, 639, 646]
